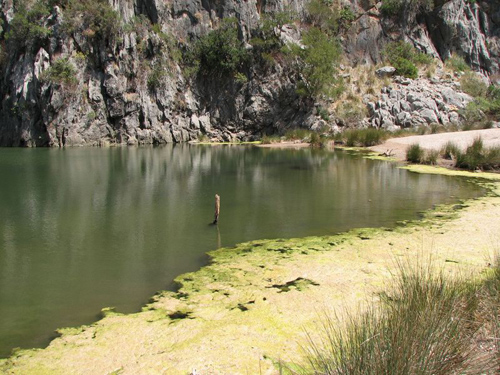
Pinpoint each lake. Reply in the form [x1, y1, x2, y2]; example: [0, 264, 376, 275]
[0, 145, 484, 357]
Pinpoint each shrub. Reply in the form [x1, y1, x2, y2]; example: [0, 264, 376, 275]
[186, 18, 249, 77]
[234, 72, 248, 84]
[338, 128, 388, 147]
[63, 0, 122, 42]
[310, 132, 327, 148]
[40, 58, 78, 86]
[441, 141, 460, 160]
[460, 72, 488, 98]
[380, 0, 403, 16]
[423, 149, 439, 165]
[406, 143, 424, 163]
[284, 129, 312, 141]
[383, 41, 432, 79]
[445, 53, 470, 73]
[380, 0, 434, 19]
[344, 129, 360, 147]
[318, 107, 330, 121]
[455, 137, 500, 170]
[5, 1, 51, 50]
[306, 0, 339, 34]
[393, 57, 418, 79]
[359, 128, 387, 146]
[339, 7, 356, 24]
[261, 135, 281, 144]
[286, 27, 342, 98]
[147, 64, 166, 91]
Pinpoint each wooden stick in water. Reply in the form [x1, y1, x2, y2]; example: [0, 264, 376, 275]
[213, 194, 220, 224]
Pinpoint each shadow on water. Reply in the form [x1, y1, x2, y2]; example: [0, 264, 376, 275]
[0, 144, 485, 357]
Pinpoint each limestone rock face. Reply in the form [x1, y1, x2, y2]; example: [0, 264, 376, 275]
[0, 0, 498, 146]
[369, 77, 473, 129]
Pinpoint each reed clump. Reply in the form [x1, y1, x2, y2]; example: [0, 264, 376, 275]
[454, 137, 500, 171]
[292, 257, 500, 375]
[340, 128, 389, 147]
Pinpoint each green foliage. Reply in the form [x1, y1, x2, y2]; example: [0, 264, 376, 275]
[147, 64, 166, 91]
[318, 107, 330, 121]
[455, 137, 500, 170]
[460, 75, 500, 124]
[445, 53, 470, 73]
[306, 0, 339, 34]
[261, 135, 281, 144]
[406, 143, 424, 163]
[339, 7, 356, 23]
[380, 0, 403, 16]
[284, 128, 312, 141]
[186, 18, 249, 77]
[309, 132, 327, 148]
[441, 141, 460, 160]
[393, 57, 418, 79]
[460, 72, 488, 98]
[234, 72, 248, 84]
[380, 0, 434, 18]
[5, 1, 51, 50]
[249, 11, 296, 65]
[340, 128, 389, 147]
[383, 41, 432, 78]
[423, 149, 439, 165]
[284, 27, 342, 98]
[39, 57, 77, 86]
[151, 24, 182, 63]
[63, 0, 121, 42]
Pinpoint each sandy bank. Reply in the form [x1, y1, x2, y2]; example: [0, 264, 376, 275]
[371, 128, 500, 161]
[2, 162, 500, 375]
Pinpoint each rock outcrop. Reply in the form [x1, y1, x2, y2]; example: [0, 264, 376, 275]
[368, 75, 473, 130]
[0, 0, 498, 146]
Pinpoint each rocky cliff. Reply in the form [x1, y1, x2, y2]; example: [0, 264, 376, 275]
[0, 0, 498, 146]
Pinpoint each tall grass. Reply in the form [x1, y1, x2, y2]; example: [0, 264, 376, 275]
[292, 258, 500, 375]
[406, 144, 424, 163]
[340, 128, 389, 147]
[441, 141, 460, 160]
[285, 129, 313, 141]
[455, 137, 500, 171]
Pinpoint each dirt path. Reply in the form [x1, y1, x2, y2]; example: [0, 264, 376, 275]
[371, 129, 500, 161]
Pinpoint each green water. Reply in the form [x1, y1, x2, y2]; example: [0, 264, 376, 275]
[0, 145, 484, 357]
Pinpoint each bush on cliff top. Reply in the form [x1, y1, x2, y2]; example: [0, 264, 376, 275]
[5, 1, 51, 51]
[62, 0, 122, 42]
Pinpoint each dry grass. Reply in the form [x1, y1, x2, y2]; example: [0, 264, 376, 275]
[291, 257, 500, 375]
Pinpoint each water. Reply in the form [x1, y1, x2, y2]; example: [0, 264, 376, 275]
[0, 145, 484, 357]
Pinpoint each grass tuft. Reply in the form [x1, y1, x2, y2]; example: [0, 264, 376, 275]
[455, 137, 500, 171]
[291, 258, 500, 375]
[441, 141, 460, 160]
[406, 144, 424, 163]
[339, 128, 389, 147]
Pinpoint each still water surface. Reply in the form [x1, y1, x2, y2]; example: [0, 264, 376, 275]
[0, 145, 484, 357]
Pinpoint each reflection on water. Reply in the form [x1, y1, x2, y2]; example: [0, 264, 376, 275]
[0, 145, 483, 357]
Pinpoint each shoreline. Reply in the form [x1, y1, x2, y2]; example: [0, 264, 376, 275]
[2, 152, 500, 375]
